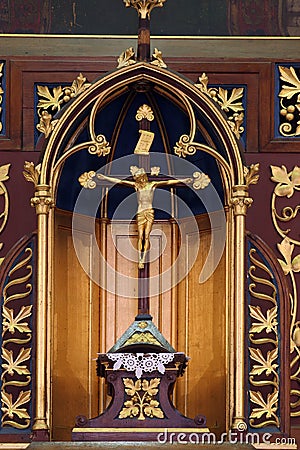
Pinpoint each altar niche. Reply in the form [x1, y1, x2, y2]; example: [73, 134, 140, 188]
[53, 206, 227, 440]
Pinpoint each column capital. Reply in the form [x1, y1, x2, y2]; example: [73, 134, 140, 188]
[31, 185, 54, 215]
[231, 185, 253, 216]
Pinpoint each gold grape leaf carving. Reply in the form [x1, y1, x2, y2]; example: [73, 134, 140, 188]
[249, 348, 279, 376]
[119, 377, 163, 420]
[1, 390, 30, 420]
[249, 305, 278, 334]
[0, 164, 10, 185]
[1, 347, 31, 376]
[278, 66, 300, 99]
[270, 165, 300, 198]
[217, 87, 244, 112]
[249, 390, 279, 425]
[2, 305, 32, 335]
[277, 237, 300, 275]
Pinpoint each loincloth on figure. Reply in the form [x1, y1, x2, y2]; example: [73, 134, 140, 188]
[136, 208, 154, 228]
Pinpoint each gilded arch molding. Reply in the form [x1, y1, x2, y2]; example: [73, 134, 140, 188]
[36, 63, 245, 190]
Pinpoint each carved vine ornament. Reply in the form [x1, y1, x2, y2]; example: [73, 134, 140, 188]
[270, 164, 300, 417]
[195, 73, 245, 140]
[1, 248, 33, 429]
[36, 73, 91, 138]
[248, 248, 280, 428]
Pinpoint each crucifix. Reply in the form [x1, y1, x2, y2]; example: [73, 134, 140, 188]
[79, 104, 210, 318]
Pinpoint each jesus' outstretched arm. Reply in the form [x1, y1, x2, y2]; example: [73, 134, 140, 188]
[97, 173, 135, 188]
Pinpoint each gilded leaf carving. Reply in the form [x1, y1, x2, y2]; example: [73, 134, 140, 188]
[144, 400, 164, 418]
[36, 74, 90, 137]
[249, 390, 279, 425]
[195, 73, 245, 139]
[278, 66, 300, 136]
[23, 161, 41, 187]
[142, 378, 160, 396]
[271, 165, 300, 198]
[244, 163, 260, 187]
[1, 247, 33, 428]
[248, 246, 280, 427]
[1, 347, 31, 377]
[194, 73, 209, 93]
[119, 400, 139, 418]
[249, 305, 278, 334]
[277, 237, 300, 275]
[217, 87, 244, 112]
[117, 47, 136, 68]
[123, 378, 141, 396]
[270, 164, 300, 416]
[70, 73, 91, 96]
[36, 111, 58, 139]
[151, 48, 167, 68]
[249, 348, 278, 376]
[1, 390, 31, 421]
[278, 66, 300, 99]
[119, 377, 164, 420]
[37, 85, 63, 111]
[2, 305, 32, 335]
[0, 164, 10, 183]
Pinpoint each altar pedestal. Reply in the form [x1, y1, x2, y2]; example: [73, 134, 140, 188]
[72, 351, 208, 442]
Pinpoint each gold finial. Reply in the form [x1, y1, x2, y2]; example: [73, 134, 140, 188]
[123, 0, 166, 19]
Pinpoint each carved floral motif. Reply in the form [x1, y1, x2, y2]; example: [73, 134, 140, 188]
[119, 377, 164, 420]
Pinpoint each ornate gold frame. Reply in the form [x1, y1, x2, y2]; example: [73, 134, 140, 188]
[25, 61, 257, 436]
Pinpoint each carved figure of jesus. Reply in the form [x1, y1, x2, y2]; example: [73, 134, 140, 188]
[98, 166, 193, 269]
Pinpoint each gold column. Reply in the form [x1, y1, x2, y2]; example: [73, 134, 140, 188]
[231, 185, 252, 431]
[99, 216, 108, 413]
[31, 185, 53, 437]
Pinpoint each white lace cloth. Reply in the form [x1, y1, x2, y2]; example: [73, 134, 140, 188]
[106, 353, 175, 379]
